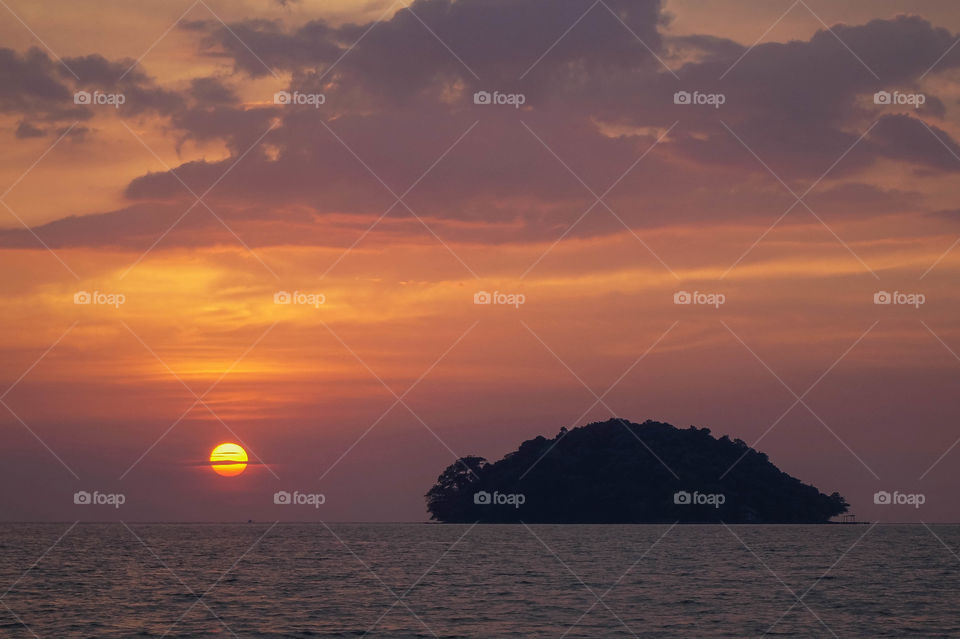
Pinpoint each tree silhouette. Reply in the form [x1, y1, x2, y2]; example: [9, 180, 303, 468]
[425, 455, 487, 523]
[425, 419, 850, 524]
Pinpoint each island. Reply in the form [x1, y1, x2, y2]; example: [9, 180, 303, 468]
[425, 418, 848, 523]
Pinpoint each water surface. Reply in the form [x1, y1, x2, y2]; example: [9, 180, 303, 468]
[0, 523, 956, 637]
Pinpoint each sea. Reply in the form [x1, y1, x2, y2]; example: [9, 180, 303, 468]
[0, 523, 956, 637]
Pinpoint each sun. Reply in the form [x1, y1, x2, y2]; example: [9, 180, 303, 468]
[209, 443, 248, 477]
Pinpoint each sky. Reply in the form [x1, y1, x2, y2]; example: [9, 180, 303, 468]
[1, 0, 960, 522]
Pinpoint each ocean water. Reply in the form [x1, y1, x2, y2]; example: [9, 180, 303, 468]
[0, 523, 957, 638]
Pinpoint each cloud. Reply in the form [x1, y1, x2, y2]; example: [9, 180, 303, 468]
[185, 0, 665, 93]
[0, 47, 185, 136]
[0, 47, 86, 122]
[188, 76, 240, 105]
[869, 114, 960, 173]
[178, 8, 960, 177]
[168, 104, 276, 153]
[3, 4, 959, 251]
[14, 120, 46, 139]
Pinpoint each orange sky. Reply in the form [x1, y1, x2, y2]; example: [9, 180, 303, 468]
[2, 0, 960, 522]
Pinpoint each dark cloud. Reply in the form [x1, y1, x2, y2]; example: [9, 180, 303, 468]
[0, 200, 293, 251]
[66, 53, 147, 88]
[189, 77, 240, 105]
[0, 47, 184, 129]
[930, 208, 960, 221]
[181, 8, 960, 177]
[14, 120, 46, 139]
[186, 0, 664, 92]
[802, 182, 924, 217]
[67, 54, 185, 115]
[0, 47, 86, 121]
[3, 4, 960, 251]
[168, 104, 275, 153]
[869, 114, 960, 173]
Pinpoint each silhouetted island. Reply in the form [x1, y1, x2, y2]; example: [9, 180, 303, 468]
[426, 419, 848, 523]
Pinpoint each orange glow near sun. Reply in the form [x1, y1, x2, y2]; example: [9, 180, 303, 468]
[209, 443, 248, 477]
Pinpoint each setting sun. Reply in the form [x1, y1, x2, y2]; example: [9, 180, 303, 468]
[209, 443, 248, 477]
